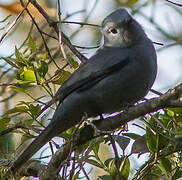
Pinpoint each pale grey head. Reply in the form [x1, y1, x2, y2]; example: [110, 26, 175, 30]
[101, 9, 147, 48]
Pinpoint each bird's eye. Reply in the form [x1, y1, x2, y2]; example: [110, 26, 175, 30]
[110, 28, 118, 34]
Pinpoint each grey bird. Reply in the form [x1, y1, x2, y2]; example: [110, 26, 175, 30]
[11, 8, 157, 172]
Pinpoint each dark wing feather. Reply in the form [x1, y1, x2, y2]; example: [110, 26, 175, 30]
[36, 47, 130, 117]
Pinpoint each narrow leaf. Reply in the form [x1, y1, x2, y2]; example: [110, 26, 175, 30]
[0, 118, 10, 132]
[29, 36, 36, 52]
[15, 46, 20, 60]
[3, 106, 28, 115]
[37, 61, 48, 78]
[120, 157, 130, 179]
[99, 175, 112, 180]
[131, 135, 149, 154]
[86, 159, 104, 168]
[112, 135, 130, 151]
[52, 70, 71, 85]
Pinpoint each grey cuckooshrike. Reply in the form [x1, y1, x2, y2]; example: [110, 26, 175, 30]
[11, 8, 157, 173]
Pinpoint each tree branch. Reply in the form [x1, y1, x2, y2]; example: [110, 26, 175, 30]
[3, 83, 182, 178]
[38, 83, 182, 178]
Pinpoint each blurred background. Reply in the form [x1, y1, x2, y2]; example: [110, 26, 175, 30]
[0, 0, 182, 179]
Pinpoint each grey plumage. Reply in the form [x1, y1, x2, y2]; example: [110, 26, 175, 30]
[11, 8, 157, 172]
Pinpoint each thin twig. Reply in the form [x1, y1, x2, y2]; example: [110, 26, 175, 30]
[0, 3, 29, 43]
[61, 21, 100, 27]
[63, 9, 86, 20]
[150, 89, 163, 96]
[109, 135, 122, 180]
[0, 123, 41, 136]
[20, 0, 60, 69]
[152, 41, 164, 46]
[57, 0, 72, 67]
[0, 92, 17, 103]
[80, 164, 90, 180]
[29, 0, 88, 62]
[165, 0, 182, 7]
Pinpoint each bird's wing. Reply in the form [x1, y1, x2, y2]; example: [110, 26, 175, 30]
[37, 47, 130, 117]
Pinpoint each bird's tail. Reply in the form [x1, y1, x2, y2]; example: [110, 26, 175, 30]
[11, 122, 56, 173]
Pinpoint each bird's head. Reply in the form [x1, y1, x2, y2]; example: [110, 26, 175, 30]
[101, 9, 146, 48]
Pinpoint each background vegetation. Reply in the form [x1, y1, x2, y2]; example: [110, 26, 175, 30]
[0, 0, 182, 179]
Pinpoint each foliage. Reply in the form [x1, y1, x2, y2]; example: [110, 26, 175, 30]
[0, 0, 182, 179]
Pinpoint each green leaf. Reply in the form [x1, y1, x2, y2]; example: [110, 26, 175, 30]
[129, 0, 138, 6]
[2, 57, 18, 68]
[108, 159, 118, 180]
[21, 133, 35, 144]
[131, 135, 149, 154]
[3, 106, 28, 115]
[104, 158, 114, 168]
[120, 157, 130, 180]
[20, 69, 36, 82]
[11, 84, 35, 93]
[93, 143, 100, 160]
[15, 59, 27, 67]
[146, 116, 169, 153]
[29, 104, 41, 117]
[14, 68, 23, 80]
[0, 133, 15, 154]
[13, 48, 30, 67]
[23, 119, 34, 126]
[167, 108, 174, 117]
[146, 116, 160, 153]
[73, 172, 79, 180]
[112, 135, 130, 151]
[168, 108, 182, 123]
[99, 175, 112, 180]
[158, 112, 172, 128]
[42, 53, 47, 61]
[146, 125, 158, 153]
[69, 57, 79, 69]
[0, 15, 11, 23]
[0, 118, 10, 132]
[122, 132, 141, 140]
[15, 46, 21, 60]
[86, 159, 104, 169]
[52, 70, 71, 85]
[37, 61, 48, 78]
[20, 52, 25, 61]
[29, 36, 36, 53]
[158, 157, 172, 177]
[10, 86, 28, 94]
[61, 127, 75, 139]
[172, 167, 182, 179]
